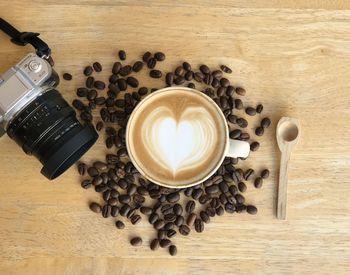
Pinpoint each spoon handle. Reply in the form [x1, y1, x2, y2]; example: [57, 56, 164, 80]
[277, 147, 291, 220]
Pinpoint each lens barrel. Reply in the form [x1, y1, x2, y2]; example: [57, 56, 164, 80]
[7, 89, 98, 180]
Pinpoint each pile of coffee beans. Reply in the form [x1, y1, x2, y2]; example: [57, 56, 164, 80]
[67, 50, 271, 256]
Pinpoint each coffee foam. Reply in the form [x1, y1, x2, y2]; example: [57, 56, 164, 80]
[128, 89, 227, 187]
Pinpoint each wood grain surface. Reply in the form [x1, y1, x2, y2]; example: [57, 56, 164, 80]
[0, 1, 349, 274]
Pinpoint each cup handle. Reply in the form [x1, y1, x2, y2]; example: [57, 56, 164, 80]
[226, 139, 250, 158]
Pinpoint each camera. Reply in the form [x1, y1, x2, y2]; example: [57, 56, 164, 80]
[0, 53, 98, 180]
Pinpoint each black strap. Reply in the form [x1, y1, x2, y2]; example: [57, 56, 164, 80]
[0, 18, 52, 63]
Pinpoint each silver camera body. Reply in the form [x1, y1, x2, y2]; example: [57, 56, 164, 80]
[0, 53, 58, 137]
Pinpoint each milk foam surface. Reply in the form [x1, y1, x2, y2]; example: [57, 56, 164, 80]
[127, 89, 227, 186]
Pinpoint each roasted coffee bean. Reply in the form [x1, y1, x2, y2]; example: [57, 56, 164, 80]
[187, 213, 196, 226]
[166, 192, 180, 203]
[173, 204, 183, 215]
[239, 132, 250, 141]
[246, 205, 257, 215]
[206, 207, 216, 217]
[105, 136, 113, 148]
[194, 72, 204, 82]
[149, 212, 159, 224]
[250, 141, 260, 151]
[92, 176, 103, 186]
[87, 89, 97, 101]
[161, 204, 173, 215]
[107, 197, 118, 206]
[234, 99, 244, 109]
[164, 222, 175, 231]
[255, 126, 264, 136]
[215, 206, 224, 216]
[110, 205, 119, 217]
[261, 117, 271, 128]
[106, 127, 117, 136]
[80, 111, 93, 122]
[115, 220, 125, 229]
[150, 238, 159, 250]
[216, 87, 225, 97]
[140, 206, 152, 215]
[89, 202, 101, 213]
[238, 182, 247, 193]
[164, 213, 176, 222]
[192, 189, 203, 200]
[175, 215, 184, 227]
[81, 180, 92, 189]
[84, 66, 93, 76]
[125, 76, 138, 88]
[95, 184, 108, 193]
[126, 184, 137, 196]
[127, 208, 136, 219]
[228, 114, 237, 124]
[131, 60, 143, 72]
[210, 198, 220, 209]
[226, 194, 237, 204]
[72, 99, 84, 110]
[199, 194, 210, 204]
[232, 170, 242, 184]
[87, 167, 99, 177]
[102, 204, 111, 218]
[224, 86, 234, 97]
[63, 73, 72, 81]
[166, 72, 174, 86]
[254, 177, 263, 188]
[200, 211, 210, 223]
[154, 52, 165, 61]
[137, 87, 148, 96]
[220, 77, 230, 88]
[236, 204, 247, 213]
[229, 185, 238, 196]
[184, 70, 193, 81]
[93, 161, 108, 171]
[235, 194, 245, 204]
[112, 62, 121, 74]
[137, 186, 147, 196]
[230, 129, 241, 139]
[160, 238, 171, 248]
[174, 75, 185, 85]
[94, 80, 105, 90]
[203, 74, 213, 85]
[211, 77, 220, 88]
[168, 245, 177, 256]
[77, 87, 88, 97]
[243, 169, 254, 181]
[120, 204, 131, 217]
[210, 70, 221, 78]
[256, 104, 263, 113]
[179, 224, 190, 236]
[205, 184, 219, 194]
[175, 66, 185, 76]
[117, 148, 128, 158]
[154, 219, 165, 230]
[130, 237, 142, 246]
[119, 194, 131, 204]
[261, 169, 270, 179]
[246, 107, 257, 116]
[142, 51, 152, 62]
[167, 229, 177, 238]
[199, 64, 210, 74]
[147, 57, 157, 69]
[225, 203, 235, 213]
[78, 163, 87, 176]
[157, 229, 166, 240]
[93, 62, 102, 72]
[120, 65, 132, 76]
[109, 74, 118, 84]
[184, 187, 193, 197]
[237, 117, 248, 128]
[235, 87, 246, 96]
[94, 96, 106, 105]
[194, 219, 204, 233]
[220, 64, 232, 73]
[220, 96, 229, 109]
[150, 69, 162, 78]
[118, 50, 126, 60]
[131, 214, 142, 225]
[182, 61, 191, 71]
[188, 82, 195, 89]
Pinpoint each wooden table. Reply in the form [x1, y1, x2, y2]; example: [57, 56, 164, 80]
[0, 1, 349, 274]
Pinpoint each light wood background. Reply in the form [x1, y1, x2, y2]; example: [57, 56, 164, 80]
[0, 1, 349, 274]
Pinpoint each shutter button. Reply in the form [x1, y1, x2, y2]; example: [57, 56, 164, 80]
[28, 61, 41, 72]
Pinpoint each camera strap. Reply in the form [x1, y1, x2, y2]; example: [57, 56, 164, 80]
[0, 17, 54, 65]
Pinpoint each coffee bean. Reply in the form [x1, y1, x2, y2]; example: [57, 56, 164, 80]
[216, 206, 225, 216]
[194, 219, 204, 233]
[199, 65, 210, 74]
[142, 51, 152, 62]
[238, 182, 247, 193]
[167, 229, 177, 238]
[154, 219, 165, 230]
[239, 132, 250, 141]
[89, 202, 101, 213]
[220, 78, 230, 88]
[63, 73, 72, 81]
[168, 245, 177, 256]
[120, 204, 131, 217]
[130, 237, 142, 246]
[256, 104, 263, 113]
[175, 66, 185, 76]
[261, 169, 270, 179]
[131, 214, 142, 225]
[237, 117, 248, 128]
[236, 204, 247, 213]
[164, 222, 175, 231]
[164, 213, 176, 222]
[182, 61, 191, 71]
[212, 70, 223, 78]
[192, 189, 203, 200]
[203, 74, 213, 85]
[159, 238, 171, 248]
[72, 99, 84, 111]
[235, 99, 244, 110]
[175, 215, 184, 227]
[93, 62, 102, 72]
[93, 161, 108, 171]
[120, 65, 132, 77]
[232, 170, 242, 184]
[225, 203, 235, 213]
[246, 205, 258, 215]
[174, 76, 185, 85]
[118, 50, 126, 60]
[130, 60, 143, 72]
[83, 66, 93, 76]
[235, 87, 246, 96]
[261, 117, 271, 128]
[110, 206, 119, 217]
[102, 204, 111, 218]
[119, 194, 131, 204]
[150, 238, 159, 250]
[157, 229, 166, 240]
[227, 114, 237, 124]
[87, 167, 98, 177]
[154, 52, 165, 61]
[230, 129, 241, 139]
[147, 57, 157, 69]
[243, 169, 254, 181]
[81, 180, 91, 189]
[187, 213, 196, 226]
[194, 72, 204, 82]
[166, 192, 180, 203]
[111, 62, 121, 75]
[86, 77, 95, 89]
[140, 206, 152, 215]
[179, 224, 190, 236]
[94, 80, 106, 90]
[165, 72, 174, 86]
[149, 212, 159, 224]
[126, 76, 139, 88]
[205, 184, 219, 194]
[77, 87, 88, 97]
[200, 211, 210, 223]
[77, 163, 86, 176]
[254, 177, 263, 188]
[220, 64, 232, 73]
[250, 141, 260, 151]
[172, 204, 183, 215]
[150, 69, 162, 78]
[255, 126, 264, 136]
[246, 107, 257, 116]
[115, 220, 125, 229]
[206, 207, 216, 217]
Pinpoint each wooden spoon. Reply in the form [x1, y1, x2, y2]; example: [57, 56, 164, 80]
[276, 117, 301, 220]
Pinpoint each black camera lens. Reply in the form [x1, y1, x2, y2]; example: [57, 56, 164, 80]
[7, 89, 98, 180]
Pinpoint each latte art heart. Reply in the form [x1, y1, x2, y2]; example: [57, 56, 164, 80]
[142, 106, 217, 175]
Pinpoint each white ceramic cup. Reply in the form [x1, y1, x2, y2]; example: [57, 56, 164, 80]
[126, 87, 250, 188]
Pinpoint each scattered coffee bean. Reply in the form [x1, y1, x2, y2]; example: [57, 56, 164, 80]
[130, 237, 142, 246]
[220, 64, 232, 73]
[167, 229, 177, 238]
[76, 87, 88, 97]
[132, 61, 143, 72]
[126, 76, 139, 88]
[175, 66, 185, 76]
[154, 219, 165, 230]
[142, 51, 152, 62]
[230, 129, 241, 139]
[173, 204, 183, 215]
[78, 163, 87, 176]
[81, 180, 92, 189]
[169, 245, 177, 256]
[89, 202, 101, 213]
[150, 70, 162, 78]
[238, 182, 247, 193]
[246, 107, 257, 116]
[118, 50, 126, 60]
[160, 239, 171, 248]
[235, 99, 244, 109]
[94, 80, 106, 90]
[150, 239, 159, 250]
[220, 78, 230, 88]
[216, 206, 225, 216]
[261, 117, 271, 128]
[183, 61, 191, 71]
[131, 214, 142, 225]
[174, 76, 185, 85]
[254, 177, 263, 188]
[199, 65, 210, 74]
[250, 141, 260, 151]
[154, 52, 165, 61]
[261, 169, 270, 179]
[147, 57, 157, 69]
[200, 211, 210, 223]
[83, 66, 93, 76]
[244, 169, 255, 181]
[256, 104, 263, 113]
[187, 213, 196, 226]
[63, 73, 72, 81]
[179, 225, 190, 236]
[115, 220, 125, 229]
[102, 204, 111, 218]
[255, 126, 264, 136]
[212, 70, 223, 78]
[93, 62, 102, 72]
[166, 72, 174, 86]
[235, 87, 246, 96]
[247, 205, 258, 215]
[194, 219, 204, 233]
[120, 65, 132, 76]
[167, 192, 180, 203]
[237, 117, 248, 128]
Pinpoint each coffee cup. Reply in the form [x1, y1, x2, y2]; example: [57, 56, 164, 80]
[126, 87, 250, 188]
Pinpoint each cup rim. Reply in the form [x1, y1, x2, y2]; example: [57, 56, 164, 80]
[125, 86, 229, 189]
